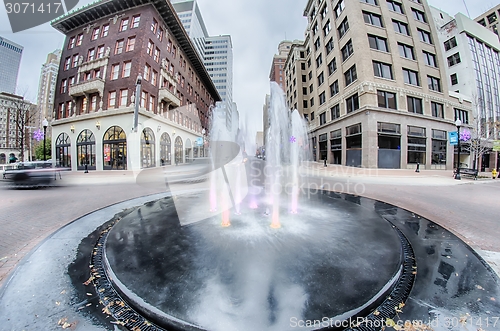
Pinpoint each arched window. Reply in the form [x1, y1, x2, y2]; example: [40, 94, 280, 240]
[77, 129, 95, 170]
[55, 133, 71, 168]
[175, 136, 183, 165]
[160, 133, 171, 166]
[0, 153, 6, 164]
[141, 127, 155, 168]
[103, 126, 127, 170]
[185, 138, 192, 163]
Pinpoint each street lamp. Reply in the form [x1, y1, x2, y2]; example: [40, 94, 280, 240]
[42, 118, 48, 161]
[455, 118, 462, 180]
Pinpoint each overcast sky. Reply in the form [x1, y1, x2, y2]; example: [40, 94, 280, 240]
[0, 0, 497, 133]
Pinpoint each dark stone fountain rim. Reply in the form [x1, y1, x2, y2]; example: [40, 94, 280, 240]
[88, 191, 417, 331]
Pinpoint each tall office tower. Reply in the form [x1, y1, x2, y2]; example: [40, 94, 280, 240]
[475, 4, 500, 41]
[282, 0, 472, 169]
[36, 49, 62, 136]
[170, 0, 235, 121]
[50, 0, 220, 171]
[431, 8, 500, 171]
[0, 36, 23, 94]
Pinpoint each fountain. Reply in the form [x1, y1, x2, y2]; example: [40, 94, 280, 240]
[91, 83, 416, 331]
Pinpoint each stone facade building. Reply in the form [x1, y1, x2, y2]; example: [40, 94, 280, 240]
[50, 0, 220, 171]
[281, 0, 472, 170]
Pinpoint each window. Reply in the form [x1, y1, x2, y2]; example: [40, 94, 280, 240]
[328, 58, 337, 75]
[377, 90, 397, 109]
[450, 73, 458, 85]
[101, 24, 109, 37]
[131, 15, 140, 28]
[303, 87, 307, 95]
[60, 79, 67, 93]
[152, 71, 157, 86]
[97, 45, 105, 58]
[393, 20, 410, 35]
[338, 18, 349, 38]
[409, 0, 421, 3]
[154, 47, 160, 62]
[326, 38, 334, 54]
[403, 68, 419, 85]
[319, 92, 326, 105]
[443, 37, 457, 51]
[111, 64, 119, 80]
[330, 80, 339, 96]
[309, 84, 313, 93]
[108, 91, 116, 108]
[368, 35, 388, 52]
[454, 108, 468, 124]
[319, 112, 327, 125]
[68, 36, 76, 49]
[90, 95, 97, 112]
[487, 12, 497, 24]
[323, 20, 331, 36]
[115, 39, 124, 54]
[360, 0, 378, 4]
[311, 112, 315, 120]
[141, 91, 148, 108]
[312, 21, 319, 35]
[417, 29, 432, 44]
[334, 0, 345, 18]
[412, 8, 427, 22]
[76, 34, 83, 46]
[318, 72, 324, 86]
[122, 61, 131, 77]
[387, 0, 404, 14]
[432, 129, 447, 165]
[316, 54, 323, 67]
[341, 39, 354, 61]
[91, 27, 100, 40]
[408, 126, 426, 164]
[71, 54, 79, 68]
[87, 48, 95, 62]
[447, 52, 461, 66]
[64, 57, 70, 70]
[431, 101, 444, 118]
[302, 75, 307, 82]
[144, 64, 151, 81]
[147, 40, 154, 56]
[423, 51, 438, 67]
[344, 65, 357, 85]
[398, 43, 415, 59]
[120, 18, 129, 31]
[346, 94, 360, 113]
[314, 38, 321, 51]
[151, 18, 158, 33]
[407, 96, 423, 114]
[157, 27, 164, 40]
[310, 98, 315, 107]
[331, 104, 340, 120]
[303, 100, 308, 108]
[363, 11, 383, 27]
[320, 4, 328, 19]
[427, 76, 441, 92]
[373, 61, 393, 79]
[126, 37, 135, 51]
[149, 95, 155, 112]
[119, 89, 128, 107]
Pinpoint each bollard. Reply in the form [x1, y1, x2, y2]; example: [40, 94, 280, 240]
[324, 158, 327, 167]
[415, 162, 420, 173]
[492, 168, 497, 179]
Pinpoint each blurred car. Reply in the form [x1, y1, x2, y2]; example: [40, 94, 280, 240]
[3, 161, 56, 186]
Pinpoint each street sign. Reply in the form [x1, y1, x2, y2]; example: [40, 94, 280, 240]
[449, 131, 458, 145]
[493, 140, 500, 152]
[196, 137, 203, 146]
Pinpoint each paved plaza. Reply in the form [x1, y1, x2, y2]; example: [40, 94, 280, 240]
[1, 163, 499, 287]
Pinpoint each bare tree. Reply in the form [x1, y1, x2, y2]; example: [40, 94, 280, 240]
[8, 94, 37, 161]
[461, 94, 499, 170]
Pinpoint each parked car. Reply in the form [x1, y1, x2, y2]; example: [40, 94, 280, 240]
[3, 161, 56, 186]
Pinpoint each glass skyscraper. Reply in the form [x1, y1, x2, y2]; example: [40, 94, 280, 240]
[0, 36, 23, 94]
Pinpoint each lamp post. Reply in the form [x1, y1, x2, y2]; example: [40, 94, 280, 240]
[42, 118, 48, 161]
[455, 118, 462, 180]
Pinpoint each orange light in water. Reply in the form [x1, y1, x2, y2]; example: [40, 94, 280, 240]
[221, 209, 231, 227]
[270, 209, 281, 228]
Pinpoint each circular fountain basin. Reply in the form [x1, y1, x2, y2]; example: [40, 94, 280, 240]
[103, 192, 404, 331]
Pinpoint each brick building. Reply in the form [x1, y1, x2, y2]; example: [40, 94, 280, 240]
[50, 0, 220, 171]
